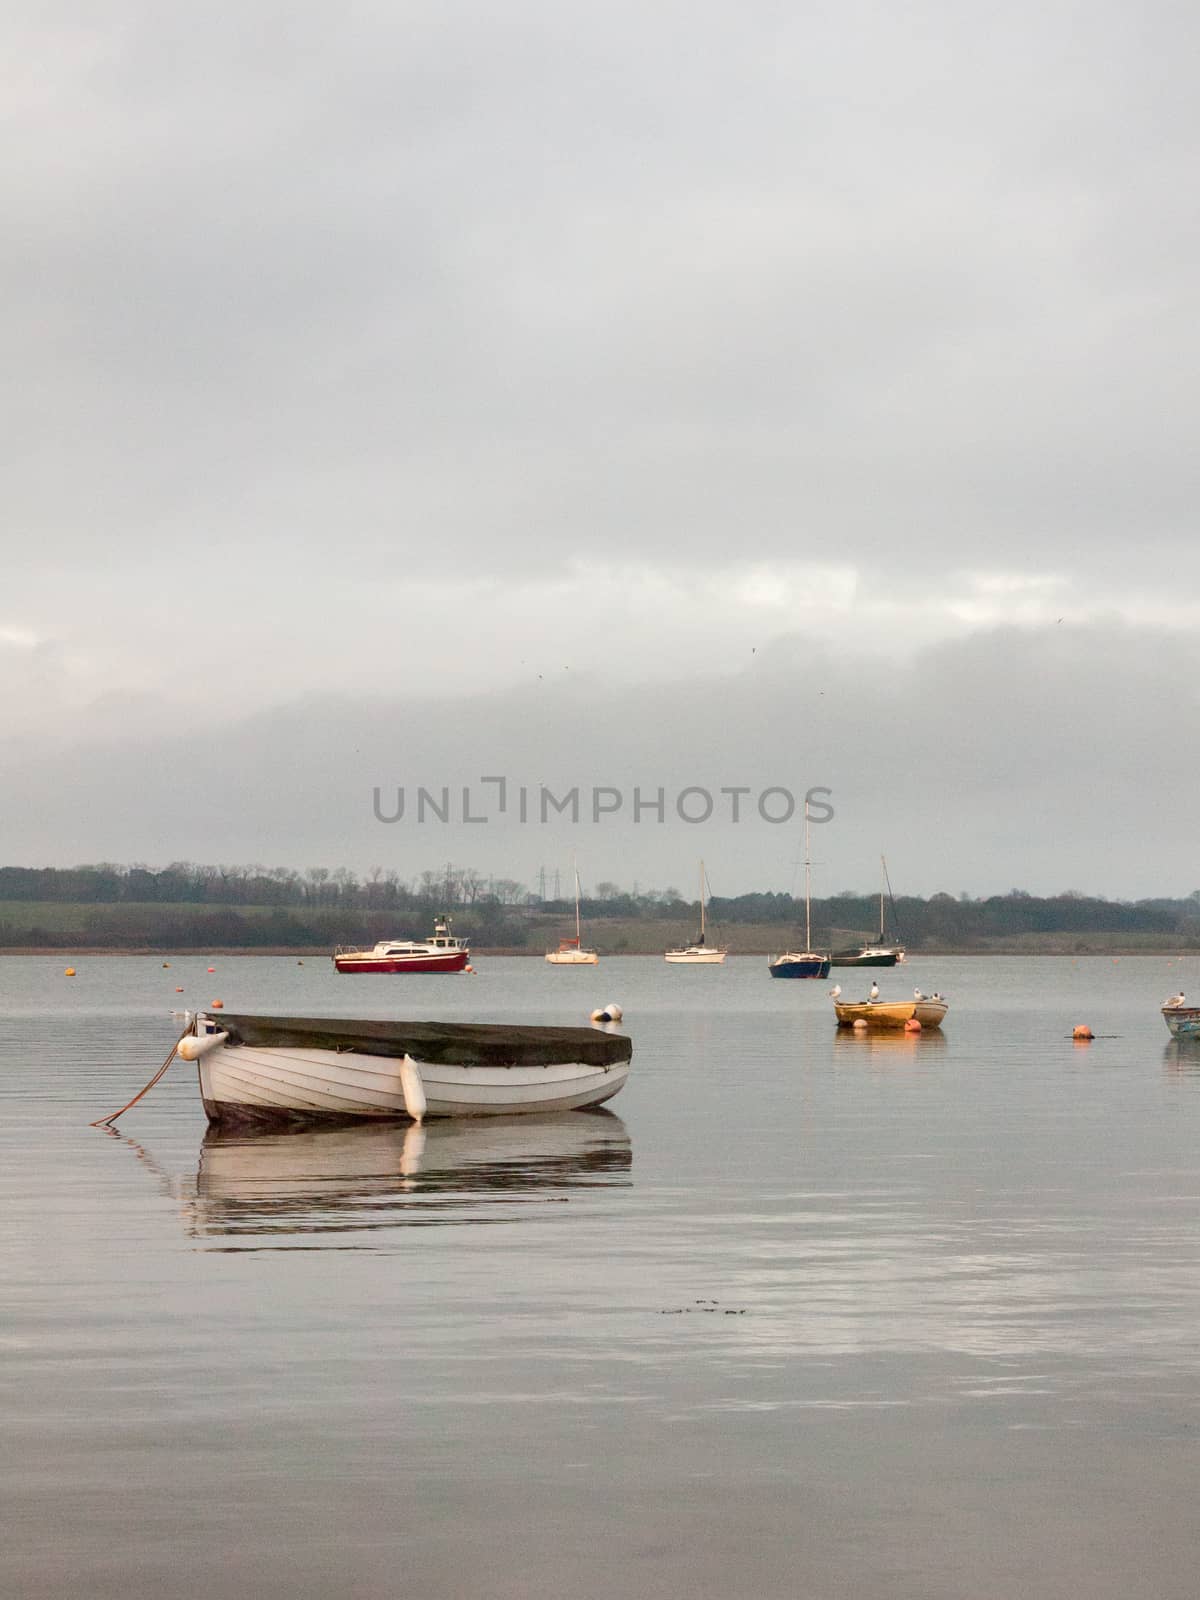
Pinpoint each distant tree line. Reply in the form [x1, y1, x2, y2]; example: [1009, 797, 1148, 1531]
[0, 862, 531, 910]
[2, 864, 1200, 950]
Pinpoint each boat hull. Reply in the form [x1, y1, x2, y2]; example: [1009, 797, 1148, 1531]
[913, 1000, 948, 1028]
[1163, 1006, 1200, 1038]
[545, 950, 599, 965]
[665, 948, 727, 964]
[333, 949, 469, 973]
[830, 948, 904, 968]
[192, 1013, 632, 1127]
[835, 1000, 948, 1029]
[199, 1044, 629, 1126]
[768, 955, 831, 979]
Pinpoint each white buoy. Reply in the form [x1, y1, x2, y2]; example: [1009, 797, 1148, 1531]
[178, 1030, 229, 1061]
[606, 1003, 623, 1022]
[399, 1054, 427, 1123]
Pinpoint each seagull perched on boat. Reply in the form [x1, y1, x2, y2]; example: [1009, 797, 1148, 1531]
[1165, 992, 1186, 1009]
[828, 984, 842, 999]
[914, 988, 924, 1000]
[868, 981, 880, 1002]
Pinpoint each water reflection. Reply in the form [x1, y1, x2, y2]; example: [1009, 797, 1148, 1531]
[186, 1110, 631, 1244]
[1163, 1039, 1200, 1077]
[831, 1027, 948, 1058]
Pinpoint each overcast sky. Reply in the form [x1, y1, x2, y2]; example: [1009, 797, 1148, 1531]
[3, 2, 1197, 895]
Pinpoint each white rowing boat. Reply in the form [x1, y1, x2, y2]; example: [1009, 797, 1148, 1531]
[179, 1012, 632, 1128]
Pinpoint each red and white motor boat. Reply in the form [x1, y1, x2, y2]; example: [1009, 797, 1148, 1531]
[333, 916, 470, 974]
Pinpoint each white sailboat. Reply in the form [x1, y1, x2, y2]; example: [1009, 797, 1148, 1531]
[545, 857, 599, 964]
[665, 861, 728, 963]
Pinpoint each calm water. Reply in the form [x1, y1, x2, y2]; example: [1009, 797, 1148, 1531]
[4, 953, 1200, 1598]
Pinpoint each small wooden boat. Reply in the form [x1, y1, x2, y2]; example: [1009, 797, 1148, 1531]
[834, 995, 948, 1029]
[333, 915, 469, 974]
[179, 1012, 632, 1128]
[666, 861, 728, 963]
[1162, 1002, 1200, 1039]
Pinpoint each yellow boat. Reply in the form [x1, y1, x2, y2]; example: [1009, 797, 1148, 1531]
[834, 997, 948, 1030]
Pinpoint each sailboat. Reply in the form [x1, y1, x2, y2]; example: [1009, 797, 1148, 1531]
[830, 856, 906, 967]
[545, 857, 600, 965]
[665, 862, 728, 963]
[767, 803, 831, 979]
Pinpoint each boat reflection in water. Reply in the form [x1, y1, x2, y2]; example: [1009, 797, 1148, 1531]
[188, 1110, 631, 1244]
[1163, 1041, 1200, 1078]
[832, 1026, 948, 1059]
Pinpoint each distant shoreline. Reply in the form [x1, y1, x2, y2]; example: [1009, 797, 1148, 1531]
[3, 945, 1198, 959]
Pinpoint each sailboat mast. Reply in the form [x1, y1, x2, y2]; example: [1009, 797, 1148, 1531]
[574, 857, 582, 943]
[879, 855, 886, 942]
[804, 803, 812, 949]
[699, 860, 706, 940]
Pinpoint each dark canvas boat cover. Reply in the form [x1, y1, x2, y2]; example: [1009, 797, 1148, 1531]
[206, 1013, 632, 1068]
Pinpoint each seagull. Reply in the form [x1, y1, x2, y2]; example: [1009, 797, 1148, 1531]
[828, 984, 842, 999]
[869, 981, 880, 1001]
[914, 988, 924, 1000]
[1165, 992, 1186, 1009]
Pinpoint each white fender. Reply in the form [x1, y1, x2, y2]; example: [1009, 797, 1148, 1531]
[178, 1030, 229, 1061]
[399, 1054, 427, 1123]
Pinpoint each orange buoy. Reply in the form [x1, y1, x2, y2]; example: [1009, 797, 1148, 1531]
[175, 986, 184, 993]
[64, 967, 76, 977]
[207, 966, 215, 973]
[904, 1017, 922, 1032]
[1073, 1024, 1094, 1041]
[465, 965, 475, 973]
[212, 999, 224, 1009]
[163, 962, 170, 968]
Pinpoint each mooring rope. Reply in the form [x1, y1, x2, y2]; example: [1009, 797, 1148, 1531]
[90, 1016, 197, 1128]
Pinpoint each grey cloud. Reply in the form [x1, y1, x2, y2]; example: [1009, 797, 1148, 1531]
[5, 0, 1199, 585]
[2, 623, 1195, 897]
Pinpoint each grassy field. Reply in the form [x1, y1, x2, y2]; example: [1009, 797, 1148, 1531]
[0, 900, 282, 931]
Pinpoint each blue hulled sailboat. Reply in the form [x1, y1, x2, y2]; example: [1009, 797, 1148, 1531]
[768, 804, 831, 980]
